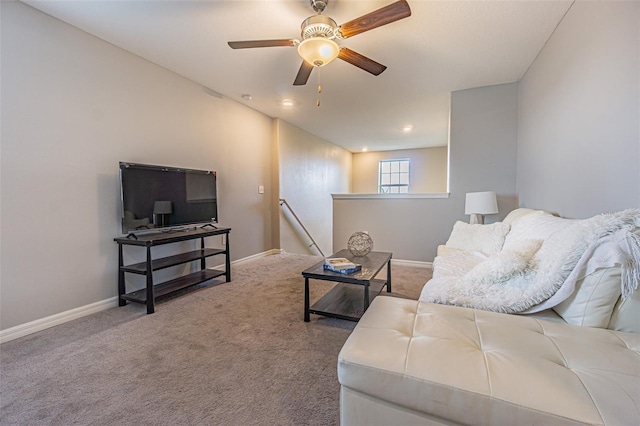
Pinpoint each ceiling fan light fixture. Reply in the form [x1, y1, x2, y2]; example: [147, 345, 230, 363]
[297, 37, 340, 67]
[228, 0, 412, 86]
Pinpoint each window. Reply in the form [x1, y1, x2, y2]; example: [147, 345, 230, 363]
[379, 159, 410, 193]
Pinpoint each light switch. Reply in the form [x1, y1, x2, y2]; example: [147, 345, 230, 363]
[258, 185, 265, 194]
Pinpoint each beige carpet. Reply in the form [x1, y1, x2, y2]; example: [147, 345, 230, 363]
[0, 252, 431, 426]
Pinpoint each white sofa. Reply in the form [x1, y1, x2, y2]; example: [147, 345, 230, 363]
[338, 208, 640, 425]
[423, 208, 640, 331]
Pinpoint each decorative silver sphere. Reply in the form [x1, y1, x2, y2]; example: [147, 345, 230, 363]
[348, 231, 373, 257]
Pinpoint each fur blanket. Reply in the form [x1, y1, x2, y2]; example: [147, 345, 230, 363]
[419, 209, 640, 314]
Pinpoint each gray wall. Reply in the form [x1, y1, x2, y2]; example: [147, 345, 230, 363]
[1, 2, 275, 330]
[352, 147, 448, 194]
[517, 0, 640, 217]
[277, 120, 351, 256]
[334, 83, 519, 262]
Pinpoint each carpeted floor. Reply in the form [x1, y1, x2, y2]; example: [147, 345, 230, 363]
[0, 253, 431, 426]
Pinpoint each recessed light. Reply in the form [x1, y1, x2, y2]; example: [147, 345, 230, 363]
[403, 125, 413, 133]
[241, 94, 252, 101]
[282, 99, 294, 107]
[362, 147, 368, 152]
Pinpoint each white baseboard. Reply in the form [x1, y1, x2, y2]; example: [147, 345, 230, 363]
[206, 249, 282, 270]
[392, 259, 433, 269]
[230, 249, 282, 265]
[0, 297, 119, 344]
[0, 250, 427, 344]
[0, 249, 283, 344]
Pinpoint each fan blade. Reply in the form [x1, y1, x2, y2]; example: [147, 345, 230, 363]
[293, 61, 314, 86]
[338, 0, 411, 39]
[338, 48, 387, 76]
[228, 39, 296, 49]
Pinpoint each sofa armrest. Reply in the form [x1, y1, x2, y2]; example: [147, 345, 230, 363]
[436, 244, 461, 257]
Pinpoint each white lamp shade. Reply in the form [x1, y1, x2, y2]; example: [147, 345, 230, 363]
[297, 37, 340, 67]
[153, 201, 173, 215]
[465, 191, 498, 215]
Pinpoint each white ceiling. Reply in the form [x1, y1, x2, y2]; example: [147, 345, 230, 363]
[23, 0, 573, 152]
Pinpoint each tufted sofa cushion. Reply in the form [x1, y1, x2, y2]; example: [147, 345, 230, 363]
[338, 296, 640, 426]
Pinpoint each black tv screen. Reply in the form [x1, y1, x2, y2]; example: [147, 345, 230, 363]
[119, 162, 218, 234]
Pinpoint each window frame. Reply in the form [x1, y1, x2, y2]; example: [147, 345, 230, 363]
[378, 158, 410, 194]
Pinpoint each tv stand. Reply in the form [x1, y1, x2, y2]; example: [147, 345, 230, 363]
[114, 227, 231, 314]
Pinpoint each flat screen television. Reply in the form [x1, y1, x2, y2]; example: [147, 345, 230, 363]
[119, 162, 218, 234]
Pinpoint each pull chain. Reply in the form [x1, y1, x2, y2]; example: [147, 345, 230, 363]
[317, 68, 322, 107]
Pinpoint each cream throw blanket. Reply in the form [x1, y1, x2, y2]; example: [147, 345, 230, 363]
[419, 209, 640, 314]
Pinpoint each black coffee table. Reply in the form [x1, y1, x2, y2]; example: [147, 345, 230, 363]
[302, 249, 392, 322]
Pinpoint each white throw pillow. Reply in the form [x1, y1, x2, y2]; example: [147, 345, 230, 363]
[608, 286, 640, 333]
[502, 208, 553, 227]
[445, 221, 510, 255]
[553, 267, 622, 328]
[464, 239, 543, 285]
[502, 214, 576, 252]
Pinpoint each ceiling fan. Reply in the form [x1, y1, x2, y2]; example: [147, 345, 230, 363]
[228, 0, 412, 86]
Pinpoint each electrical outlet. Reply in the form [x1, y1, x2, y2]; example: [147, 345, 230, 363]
[258, 185, 265, 194]
[221, 235, 226, 245]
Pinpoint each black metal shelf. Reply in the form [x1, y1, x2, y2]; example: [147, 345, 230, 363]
[121, 248, 226, 274]
[309, 279, 387, 321]
[114, 227, 229, 246]
[115, 227, 231, 314]
[121, 269, 226, 303]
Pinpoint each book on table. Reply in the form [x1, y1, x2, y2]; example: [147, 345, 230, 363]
[323, 258, 362, 274]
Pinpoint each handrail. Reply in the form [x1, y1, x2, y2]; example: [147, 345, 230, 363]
[279, 198, 325, 257]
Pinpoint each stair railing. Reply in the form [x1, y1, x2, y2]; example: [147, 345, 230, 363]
[279, 198, 325, 257]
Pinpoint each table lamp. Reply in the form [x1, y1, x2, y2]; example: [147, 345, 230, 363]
[153, 201, 173, 227]
[465, 191, 498, 224]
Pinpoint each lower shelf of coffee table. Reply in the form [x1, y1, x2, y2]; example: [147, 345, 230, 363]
[309, 279, 387, 321]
